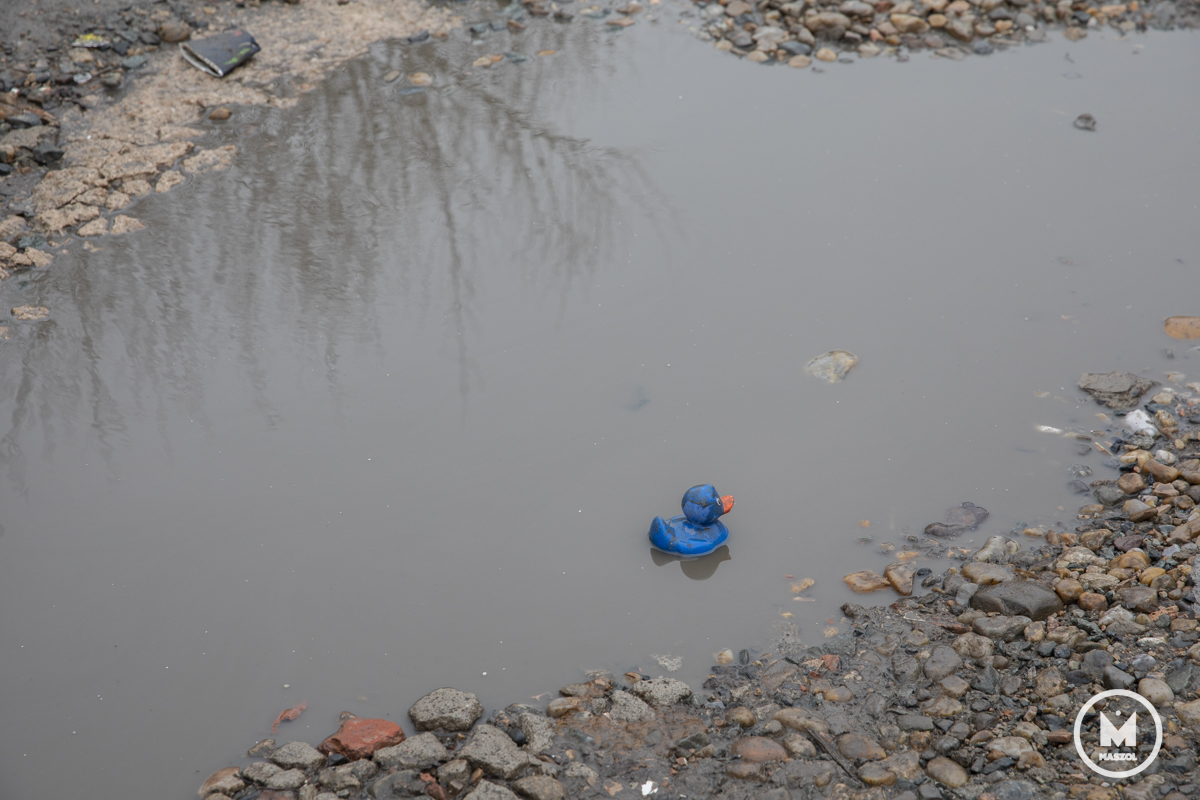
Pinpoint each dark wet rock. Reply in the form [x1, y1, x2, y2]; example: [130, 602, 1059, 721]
[461, 725, 528, 779]
[1081, 649, 1113, 674]
[1118, 584, 1159, 613]
[840, 604, 868, 623]
[1094, 483, 1126, 506]
[1103, 665, 1136, 691]
[32, 142, 64, 166]
[971, 581, 1063, 621]
[1114, 533, 1146, 551]
[971, 665, 1000, 694]
[1078, 371, 1155, 408]
[893, 653, 923, 683]
[369, 770, 427, 799]
[947, 502, 989, 527]
[923, 646, 962, 681]
[1166, 661, 1194, 694]
[898, 714, 934, 731]
[7, 112, 42, 129]
[408, 688, 484, 731]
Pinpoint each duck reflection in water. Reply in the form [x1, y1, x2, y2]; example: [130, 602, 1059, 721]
[650, 545, 732, 580]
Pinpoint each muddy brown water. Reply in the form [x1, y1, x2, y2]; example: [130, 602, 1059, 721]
[1, 16, 1198, 798]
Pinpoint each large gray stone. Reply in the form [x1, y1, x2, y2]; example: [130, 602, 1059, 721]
[270, 740, 326, 771]
[464, 781, 522, 800]
[373, 732, 449, 770]
[970, 581, 1063, 621]
[1117, 585, 1159, 614]
[608, 690, 655, 723]
[897, 714, 934, 731]
[408, 687, 484, 731]
[628, 677, 692, 707]
[519, 713, 556, 754]
[1166, 662, 1194, 695]
[1078, 372, 1157, 409]
[461, 725, 529, 779]
[1103, 665, 1136, 691]
[922, 646, 962, 682]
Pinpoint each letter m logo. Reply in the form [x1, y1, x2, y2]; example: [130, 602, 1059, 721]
[1100, 712, 1138, 747]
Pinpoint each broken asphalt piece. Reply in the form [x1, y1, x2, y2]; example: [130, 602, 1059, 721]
[924, 502, 988, 538]
[805, 350, 858, 383]
[180, 30, 260, 78]
[1078, 371, 1157, 409]
[1073, 113, 1096, 130]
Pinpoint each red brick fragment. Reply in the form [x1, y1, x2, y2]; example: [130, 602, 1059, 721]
[319, 718, 405, 760]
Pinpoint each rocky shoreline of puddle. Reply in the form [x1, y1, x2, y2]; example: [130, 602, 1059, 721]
[193, 368, 1200, 800]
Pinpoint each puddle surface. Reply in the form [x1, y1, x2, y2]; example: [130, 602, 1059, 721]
[1, 17, 1199, 798]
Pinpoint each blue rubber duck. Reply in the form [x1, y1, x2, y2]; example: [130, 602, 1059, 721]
[648, 484, 734, 557]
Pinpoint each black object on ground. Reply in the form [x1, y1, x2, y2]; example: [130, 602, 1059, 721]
[180, 30, 260, 78]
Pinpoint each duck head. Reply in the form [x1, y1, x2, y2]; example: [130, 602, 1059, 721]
[681, 484, 734, 526]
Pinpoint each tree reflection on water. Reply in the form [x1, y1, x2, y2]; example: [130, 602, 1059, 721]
[0, 21, 669, 489]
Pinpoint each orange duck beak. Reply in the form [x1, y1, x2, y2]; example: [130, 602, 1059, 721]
[721, 495, 734, 515]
